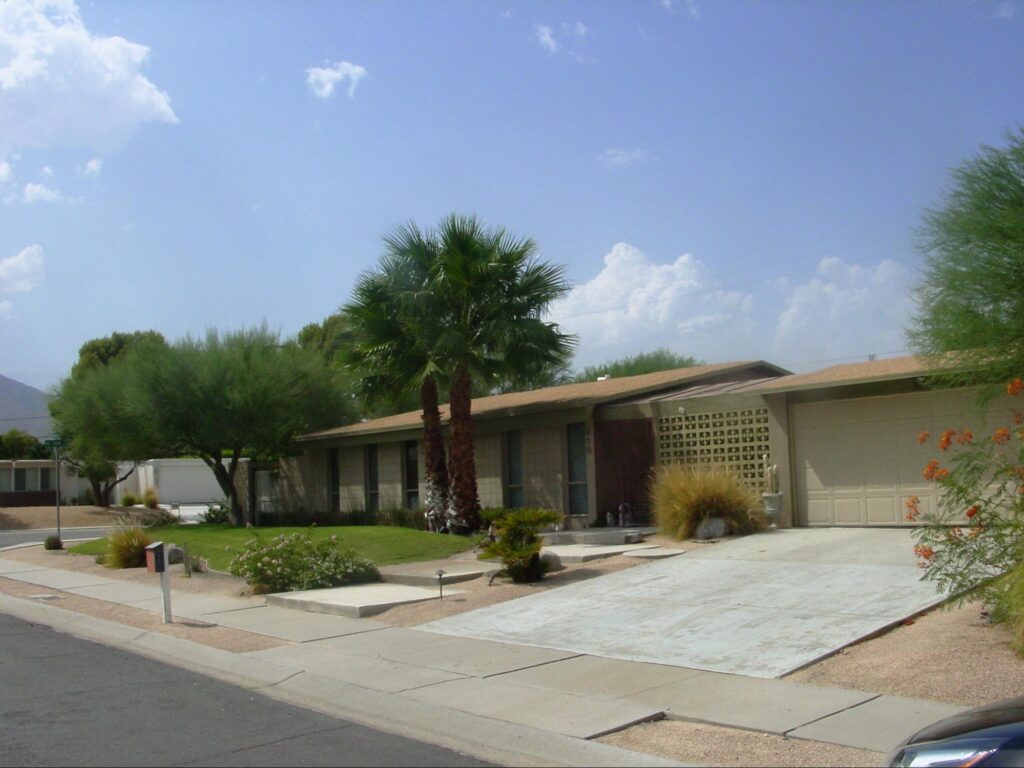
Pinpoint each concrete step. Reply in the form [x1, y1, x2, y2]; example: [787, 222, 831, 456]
[267, 583, 463, 618]
[540, 527, 656, 546]
[378, 559, 502, 587]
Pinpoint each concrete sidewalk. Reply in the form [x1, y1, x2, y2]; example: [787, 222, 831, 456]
[0, 554, 964, 765]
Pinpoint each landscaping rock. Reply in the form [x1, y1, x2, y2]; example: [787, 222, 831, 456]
[695, 517, 729, 541]
[166, 545, 184, 565]
[540, 551, 563, 572]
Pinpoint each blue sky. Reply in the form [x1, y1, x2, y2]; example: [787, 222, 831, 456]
[1, 0, 1022, 392]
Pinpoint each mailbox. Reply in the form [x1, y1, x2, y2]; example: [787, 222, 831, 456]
[145, 541, 165, 573]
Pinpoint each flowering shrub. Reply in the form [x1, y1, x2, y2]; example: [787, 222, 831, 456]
[912, 379, 1024, 647]
[227, 533, 380, 593]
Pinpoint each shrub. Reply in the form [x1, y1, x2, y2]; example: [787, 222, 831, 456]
[43, 535, 63, 551]
[199, 502, 231, 525]
[120, 492, 140, 507]
[141, 506, 180, 526]
[104, 526, 153, 568]
[227, 533, 380, 593]
[652, 464, 765, 540]
[142, 487, 159, 509]
[483, 508, 563, 583]
[912, 383, 1024, 625]
[93, 553, 106, 565]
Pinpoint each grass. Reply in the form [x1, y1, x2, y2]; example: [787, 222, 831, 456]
[69, 524, 477, 572]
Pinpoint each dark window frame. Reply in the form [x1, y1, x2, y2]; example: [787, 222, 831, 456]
[328, 448, 341, 514]
[566, 422, 588, 516]
[403, 440, 419, 510]
[503, 430, 523, 508]
[364, 444, 379, 514]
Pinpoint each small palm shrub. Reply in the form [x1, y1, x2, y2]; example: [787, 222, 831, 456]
[483, 508, 563, 583]
[228, 533, 380, 593]
[104, 526, 153, 568]
[142, 488, 160, 509]
[44, 535, 63, 551]
[652, 464, 766, 540]
[120, 492, 140, 507]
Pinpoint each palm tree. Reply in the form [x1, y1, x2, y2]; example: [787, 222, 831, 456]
[430, 214, 576, 530]
[342, 224, 451, 517]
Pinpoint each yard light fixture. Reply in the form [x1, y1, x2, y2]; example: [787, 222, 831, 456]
[436, 569, 446, 600]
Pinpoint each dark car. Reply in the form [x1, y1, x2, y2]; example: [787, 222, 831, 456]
[887, 695, 1024, 767]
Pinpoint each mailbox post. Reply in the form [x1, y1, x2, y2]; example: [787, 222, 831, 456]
[145, 541, 172, 623]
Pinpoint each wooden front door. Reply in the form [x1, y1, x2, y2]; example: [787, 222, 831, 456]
[594, 419, 655, 524]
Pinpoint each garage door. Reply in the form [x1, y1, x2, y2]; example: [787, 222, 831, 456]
[791, 388, 1003, 526]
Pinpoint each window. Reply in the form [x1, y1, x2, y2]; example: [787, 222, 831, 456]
[0, 471, 10, 492]
[364, 444, 379, 513]
[566, 422, 588, 515]
[14, 468, 27, 492]
[328, 448, 341, 513]
[39, 467, 51, 492]
[504, 430, 523, 508]
[403, 441, 419, 509]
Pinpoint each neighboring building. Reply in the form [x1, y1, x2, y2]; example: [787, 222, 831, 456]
[0, 459, 91, 507]
[275, 355, 1012, 529]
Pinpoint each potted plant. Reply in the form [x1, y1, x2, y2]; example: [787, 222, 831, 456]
[762, 454, 783, 527]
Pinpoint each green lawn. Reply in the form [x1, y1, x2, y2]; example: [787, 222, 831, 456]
[69, 524, 478, 572]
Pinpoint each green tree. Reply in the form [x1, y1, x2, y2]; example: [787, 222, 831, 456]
[909, 127, 1024, 387]
[574, 349, 703, 383]
[129, 327, 354, 525]
[430, 214, 575, 529]
[70, 330, 166, 379]
[0, 429, 47, 459]
[51, 331, 166, 506]
[341, 223, 452, 517]
[50, 354, 154, 506]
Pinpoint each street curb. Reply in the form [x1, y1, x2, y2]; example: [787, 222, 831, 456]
[0, 593, 692, 767]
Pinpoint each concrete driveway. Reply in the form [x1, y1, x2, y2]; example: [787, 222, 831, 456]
[420, 528, 945, 678]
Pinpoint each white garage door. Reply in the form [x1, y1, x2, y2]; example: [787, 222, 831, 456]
[791, 388, 1003, 526]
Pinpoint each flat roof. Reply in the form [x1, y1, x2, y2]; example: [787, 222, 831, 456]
[751, 355, 937, 393]
[298, 360, 788, 442]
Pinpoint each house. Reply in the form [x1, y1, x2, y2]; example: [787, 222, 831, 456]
[0, 459, 91, 507]
[269, 355, 1010, 528]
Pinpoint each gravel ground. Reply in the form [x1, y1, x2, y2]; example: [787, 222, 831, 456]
[0, 505, 134, 530]
[601, 721, 885, 767]
[787, 600, 1024, 707]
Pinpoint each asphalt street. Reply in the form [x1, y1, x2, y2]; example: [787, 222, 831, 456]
[0, 527, 109, 549]
[0, 612, 493, 767]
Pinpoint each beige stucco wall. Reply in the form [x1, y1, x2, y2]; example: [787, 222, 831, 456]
[475, 433, 503, 509]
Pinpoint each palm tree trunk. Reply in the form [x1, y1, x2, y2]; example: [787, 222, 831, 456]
[420, 374, 449, 514]
[448, 365, 482, 530]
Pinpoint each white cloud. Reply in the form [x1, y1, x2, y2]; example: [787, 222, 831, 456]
[770, 257, 915, 365]
[996, 2, 1015, 18]
[562, 21, 588, 39]
[0, 161, 11, 182]
[0, 0, 177, 155]
[0, 244, 45, 292]
[20, 182, 59, 203]
[533, 24, 560, 54]
[550, 243, 755, 366]
[40, 165, 52, 178]
[305, 60, 367, 99]
[596, 148, 650, 168]
[82, 157, 102, 176]
[660, 0, 700, 19]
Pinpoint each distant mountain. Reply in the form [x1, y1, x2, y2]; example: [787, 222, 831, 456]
[0, 374, 52, 439]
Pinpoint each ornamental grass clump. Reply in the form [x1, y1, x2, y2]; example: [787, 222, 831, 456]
[652, 464, 765, 540]
[227, 533, 380, 593]
[104, 526, 153, 568]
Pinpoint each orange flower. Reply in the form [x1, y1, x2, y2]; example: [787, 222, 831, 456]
[913, 544, 935, 560]
[923, 459, 941, 480]
[966, 505, 979, 519]
[917, 431, 931, 445]
[904, 496, 921, 522]
[994, 427, 1012, 445]
[1008, 378, 1023, 396]
[1015, 411, 1024, 426]
[956, 429, 973, 445]
[938, 429, 956, 451]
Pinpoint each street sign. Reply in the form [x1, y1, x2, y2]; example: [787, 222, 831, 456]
[44, 436, 64, 448]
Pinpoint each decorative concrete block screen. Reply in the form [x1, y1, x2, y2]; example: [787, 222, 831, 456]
[657, 407, 771, 490]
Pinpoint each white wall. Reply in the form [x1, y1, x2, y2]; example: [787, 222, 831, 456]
[129, 458, 238, 505]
